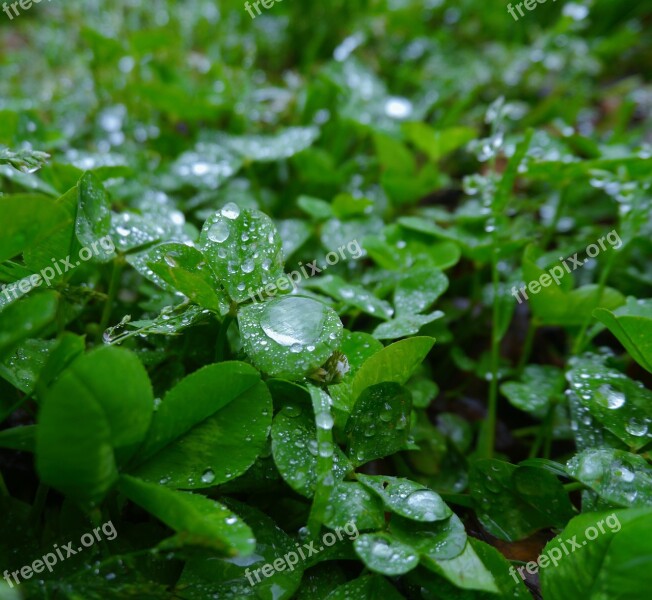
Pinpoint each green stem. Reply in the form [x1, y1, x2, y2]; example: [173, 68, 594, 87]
[0, 471, 9, 497]
[215, 315, 234, 362]
[98, 258, 124, 341]
[29, 483, 49, 524]
[529, 404, 555, 459]
[516, 318, 538, 376]
[542, 188, 568, 249]
[307, 385, 335, 539]
[572, 250, 617, 355]
[563, 482, 585, 493]
[477, 253, 500, 458]
[512, 426, 540, 437]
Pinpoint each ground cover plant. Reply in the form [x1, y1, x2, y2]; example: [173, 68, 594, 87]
[1, 0, 652, 598]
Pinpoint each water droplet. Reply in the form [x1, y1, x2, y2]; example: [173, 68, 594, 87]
[597, 384, 625, 409]
[625, 417, 648, 437]
[207, 221, 230, 243]
[260, 297, 326, 347]
[405, 489, 443, 521]
[315, 412, 334, 430]
[201, 469, 216, 484]
[164, 253, 178, 268]
[221, 202, 240, 219]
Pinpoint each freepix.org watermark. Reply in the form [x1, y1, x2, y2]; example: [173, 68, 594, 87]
[2, 0, 50, 21]
[3, 520, 118, 588]
[1, 235, 115, 303]
[507, 0, 559, 22]
[511, 229, 622, 304]
[244, 0, 281, 20]
[509, 512, 621, 582]
[247, 239, 364, 304]
[245, 521, 359, 586]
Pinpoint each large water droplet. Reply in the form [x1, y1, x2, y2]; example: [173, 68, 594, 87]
[597, 384, 625, 409]
[207, 221, 230, 243]
[625, 417, 648, 437]
[221, 202, 240, 219]
[316, 412, 334, 430]
[405, 489, 444, 521]
[260, 297, 326, 347]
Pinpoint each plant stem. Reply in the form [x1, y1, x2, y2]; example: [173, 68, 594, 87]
[563, 482, 585, 493]
[98, 257, 124, 341]
[477, 252, 500, 459]
[542, 188, 568, 249]
[517, 318, 538, 376]
[572, 250, 616, 355]
[307, 385, 335, 538]
[529, 404, 555, 459]
[0, 471, 9, 497]
[215, 315, 234, 362]
[30, 483, 49, 524]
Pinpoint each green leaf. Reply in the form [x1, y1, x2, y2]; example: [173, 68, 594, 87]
[0, 291, 58, 361]
[500, 364, 565, 418]
[357, 474, 452, 522]
[238, 295, 343, 380]
[34, 332, 86, 396]
[522, 245, 625, 326]
[132, 362, 271, 489]
[178, 501, 303, 599]
[594, 297, 652, 374]
[374, 132, 416, 175]
[421, 538, 499, 593]
[199, 204, 284, 303]
[354, 533, 419, 576]
[143, 242, 229, 313]
[295, 564, 347, 599]
[306, 274, 394, 320]
[218, 126, 319, 162]
[394, 268, 448, 316]
[567, 448, 652, 507]
[402, 123, 476, 162]
[541, 508, 652, 600]
[271, 397, 352, 498]
[0, 146, 49, 172]
[324, 481, 386, 531]
[351, 336, 435, 402]
[365, 225, 461, 271]
[345, 382, 412, 465]
[168, 142, 243, 190]
[0, 425, 35, 452]
[390, 513, 467, 561]
[297, 195, 334, 221]
[76, 172, 113, 262]
[277, 218, 312, 258]
[328, 331, 383, 417]
[331, 193, 374, 219]
[469, 460, 575, 541]
[36, 346, 154, 505]
[118, 475, 254, 555]
[372, 311, 443, 340]
[22, 186, 80, 277]
[0, 194, 70, 263]
[567, 354, 652, 450]
[0, 338, 55, 394]
[406, 538, 531, 598]
[324, 575, 405, 600]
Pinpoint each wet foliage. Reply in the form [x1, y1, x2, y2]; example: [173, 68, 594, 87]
[1, 0, 652, 598]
